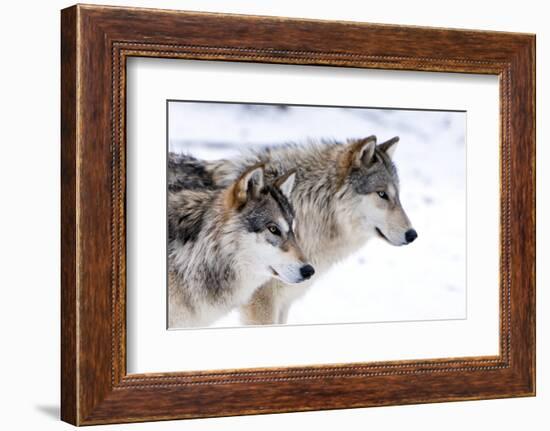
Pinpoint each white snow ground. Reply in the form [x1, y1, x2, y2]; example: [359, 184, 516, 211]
[168, 102, 466, 327]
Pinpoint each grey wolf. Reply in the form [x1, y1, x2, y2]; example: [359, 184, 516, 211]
[201, 136, 417, 324]
[168, 154, 315, 328]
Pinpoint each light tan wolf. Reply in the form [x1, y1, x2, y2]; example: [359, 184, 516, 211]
[201, 136, 417, 324]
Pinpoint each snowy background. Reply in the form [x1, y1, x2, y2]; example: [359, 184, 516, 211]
[168, 101, 466, 327]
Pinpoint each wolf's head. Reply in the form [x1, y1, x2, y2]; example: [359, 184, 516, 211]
[339, 135, 417, 246]
[225, 165, 315, 284]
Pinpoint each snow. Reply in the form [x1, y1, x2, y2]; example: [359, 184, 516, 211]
[168, 102, 466, 327]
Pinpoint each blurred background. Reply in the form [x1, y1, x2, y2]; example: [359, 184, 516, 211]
[169, 101, 466, 327]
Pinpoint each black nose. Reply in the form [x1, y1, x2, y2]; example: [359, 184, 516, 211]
[405, 229, 418, 244]
[300, 264, 315, 280]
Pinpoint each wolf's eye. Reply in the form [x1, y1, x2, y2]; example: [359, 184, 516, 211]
[377, 191, 389, 200]
[267, 224, 282, 236]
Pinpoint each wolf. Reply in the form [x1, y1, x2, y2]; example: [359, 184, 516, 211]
[198, 135, 417, 325]
[168, 154, 315, 328]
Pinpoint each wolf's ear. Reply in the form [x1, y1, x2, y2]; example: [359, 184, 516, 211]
[347, 135, 377, 168]
[274, 170, 296, 199]
[231, 165, 264, 208]
[378, 136, 399, 159]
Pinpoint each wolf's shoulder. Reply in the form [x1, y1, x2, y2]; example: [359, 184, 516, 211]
[252, 140, 343, 177]
[168, 187, 217, 244]
[239, 140, 340, 166]
[168, 152, 218, 192]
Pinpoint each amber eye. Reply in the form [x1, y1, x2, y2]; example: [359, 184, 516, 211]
[377, 191, 389, 200]
[267, 224, 282, 236]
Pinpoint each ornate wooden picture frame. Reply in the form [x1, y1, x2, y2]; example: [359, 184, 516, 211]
[61, 4, 535, 425]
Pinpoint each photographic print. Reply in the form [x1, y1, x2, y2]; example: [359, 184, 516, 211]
[167, 101, 466, 329]
[61, 6, 535, 423]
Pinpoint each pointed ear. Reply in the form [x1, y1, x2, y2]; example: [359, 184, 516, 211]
[274, 170, 296, 199]
[347, 135, 377, 168]
[231, 164, 264, 208]
[378, 136, 399, 159]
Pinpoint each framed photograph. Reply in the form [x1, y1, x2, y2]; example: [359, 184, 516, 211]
[61, 4, 535, 425]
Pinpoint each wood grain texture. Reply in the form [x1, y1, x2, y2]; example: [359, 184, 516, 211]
[60, 5, 78, 425]
[60, 4, 536, 425]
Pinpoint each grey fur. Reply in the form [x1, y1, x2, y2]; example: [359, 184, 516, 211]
[198, 136, 415, 325]
[168, 153, 217, 192]
[349, 144, 399, 195]
[168, 158, 309, 328]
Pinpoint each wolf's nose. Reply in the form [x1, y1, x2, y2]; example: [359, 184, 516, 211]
[300, 264, 315, 280]
[405, 229, 418, 244]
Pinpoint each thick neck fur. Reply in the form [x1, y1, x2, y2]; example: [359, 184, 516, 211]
[168, 189, 269, 327]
